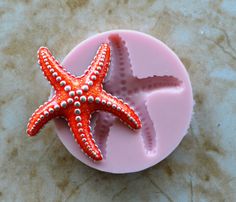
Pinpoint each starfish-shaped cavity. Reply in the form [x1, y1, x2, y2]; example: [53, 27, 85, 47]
[27, 43, 142, 161]
[93, 34, 182, 157]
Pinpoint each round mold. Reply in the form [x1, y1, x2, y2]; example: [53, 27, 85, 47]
[54, 30, 193, 174]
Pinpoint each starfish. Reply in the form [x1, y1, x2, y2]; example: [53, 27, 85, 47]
[26, 43, 142, 161]
[93, 34, 182, 157]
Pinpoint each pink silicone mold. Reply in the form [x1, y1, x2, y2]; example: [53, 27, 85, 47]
[54, 30, 193, 173]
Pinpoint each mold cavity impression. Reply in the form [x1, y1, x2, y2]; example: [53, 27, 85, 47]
[93, 34, 183, 158]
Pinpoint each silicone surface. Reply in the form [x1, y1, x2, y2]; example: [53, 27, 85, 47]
[54, 30, 193, 173]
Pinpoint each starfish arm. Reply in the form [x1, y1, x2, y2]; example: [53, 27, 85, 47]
[108, 34, 134, 79]
[83, 43, 111, 87]
[96, 91, 142, 129]
[93, 113, 115, 158]
[27, 95, 61, 136]
[66, 111, 103, 161]
[127, 76, 182, 92]
[38, 47, 74, 91]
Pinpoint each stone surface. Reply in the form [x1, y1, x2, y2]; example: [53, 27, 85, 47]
[0, 0, 235, 201]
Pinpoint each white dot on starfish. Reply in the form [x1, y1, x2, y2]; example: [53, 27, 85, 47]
[44, 111, 49, 116]
[91, 138, 96, 143]
[56, 76, 61, 81]
[80, 134, 85, 138]
[75, 116, 81, 121]
[69, 91, 75, 97]
[77, 123, 82, 127]
[76, 90, 83, 95]
[49, 69, 54, 73]
[49, 108, 54, 113]
[78, 128, 83, 133]
[60, 81, 66, 86]
[107, 102, 111, 107]
[74, 101, 80, 107]
[54, 104, 60, 110]
[74, 109, 81, 115]
[88, 96, 94, 103]
[95, 97, 100, 103]
[87, 146, 91, 150]
[87, 81, 93, 86]
[91, 75, 96, 80]
[47, 65, 51, 69]
[102, 100, 106, 105]
[80, 96, 86, 103]
[82, 85, 89, 91]
[60, 101, 67, 108]
[52, 72, 58, 77]
[64, 85, 71, 92]
[67, 98, 73, 104]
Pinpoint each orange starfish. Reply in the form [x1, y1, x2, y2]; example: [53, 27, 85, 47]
[27, 43, 142, 161]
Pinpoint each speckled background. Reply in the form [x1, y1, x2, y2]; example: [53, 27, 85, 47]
[0, 0, 236, 201]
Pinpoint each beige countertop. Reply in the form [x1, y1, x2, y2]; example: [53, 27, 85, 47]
[0, 0, 236, 201]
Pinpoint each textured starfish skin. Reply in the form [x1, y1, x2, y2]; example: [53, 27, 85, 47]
[27, 43, 142, 161]
[94, 34, 182, 157]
